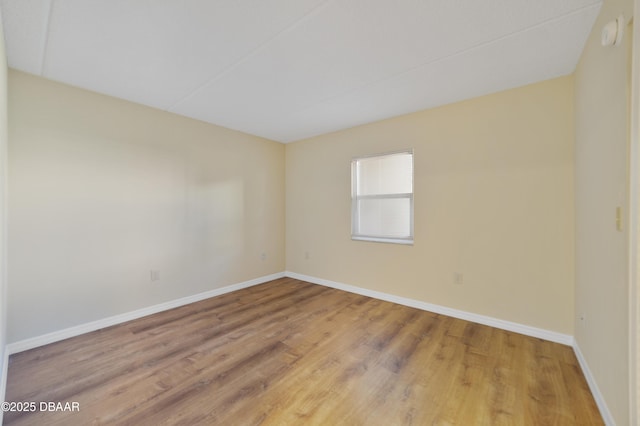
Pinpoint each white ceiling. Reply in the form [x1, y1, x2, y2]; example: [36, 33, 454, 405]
[0, 0, 602, 143]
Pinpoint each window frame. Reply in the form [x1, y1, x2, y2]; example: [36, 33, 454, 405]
[351, 149, 414, 245]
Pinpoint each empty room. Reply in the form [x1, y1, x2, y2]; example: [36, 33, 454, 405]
[0, 0, 637, 425]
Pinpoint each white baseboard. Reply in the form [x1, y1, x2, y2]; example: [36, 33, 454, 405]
[285, 271, 574, 345]
[573, 342, 616, 426]
[6, 272, 285, 355]
[0, 348, 8, 425]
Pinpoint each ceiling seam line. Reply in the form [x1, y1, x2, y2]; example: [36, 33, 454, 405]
[285, 2, 603, 118]
[165, 0, 335, 113]
[38, 0, 54, 75]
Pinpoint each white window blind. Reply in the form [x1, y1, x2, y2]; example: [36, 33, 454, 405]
[351, 150, 414, 244]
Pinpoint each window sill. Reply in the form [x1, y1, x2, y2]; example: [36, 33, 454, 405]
[351, 236, 414, 245]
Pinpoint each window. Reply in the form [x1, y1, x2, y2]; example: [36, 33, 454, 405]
[351, 150, 413, 244]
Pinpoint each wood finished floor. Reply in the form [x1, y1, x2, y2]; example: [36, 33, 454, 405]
[4, 277, 602, 425]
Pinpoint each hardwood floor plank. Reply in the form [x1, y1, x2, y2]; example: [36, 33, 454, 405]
[4, 278, 603, 425]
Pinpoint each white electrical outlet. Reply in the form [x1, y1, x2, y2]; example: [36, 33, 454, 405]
[261, 252, 267, 261]
[454, 272, 463, 285]
[615, 206, 623, 231]
[150, 270, 160, 282]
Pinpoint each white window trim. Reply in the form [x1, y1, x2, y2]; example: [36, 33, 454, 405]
[351, 149, 414, 245]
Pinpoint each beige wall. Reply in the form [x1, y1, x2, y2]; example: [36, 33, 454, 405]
[574, 0, 633, 423]
[0, 9, 8, 405]
[7, 70, 285, 343]
[286, 76, 575, 335]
